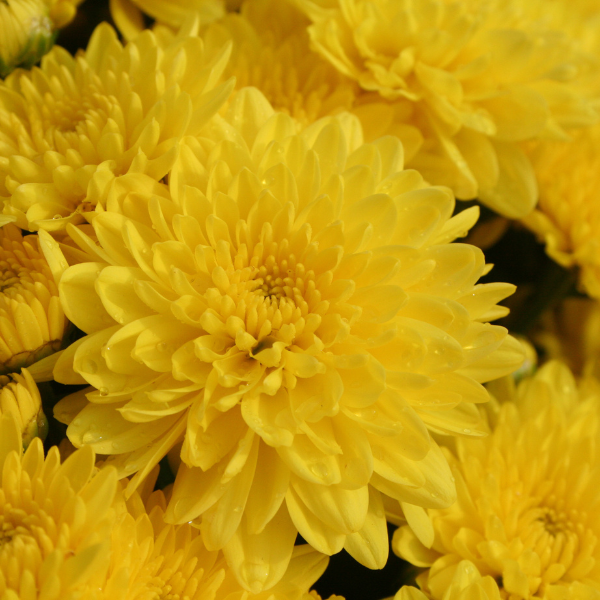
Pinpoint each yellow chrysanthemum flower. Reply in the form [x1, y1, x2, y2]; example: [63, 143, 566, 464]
[0, 412, 121, 599]
[0, 367, 47, 448]
[46, 89, 522, 591]
[522, 123, 600, 299]
[0, 21, 233, 232]
[395, 561, 502, 600]
[0, 224, 66, 374]
[394, 361, 600, 600]
[518, 2, 600, 298]
[292, 0, 597, 218]
[0, 0, 83, 78]
[197, 0, 425, 163]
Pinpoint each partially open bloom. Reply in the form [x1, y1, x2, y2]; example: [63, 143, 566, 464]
[0, 412, 120, 599]
[0, 0, 82, 78]
[292, 0, 597, 218]
[394, 561, 502, 600]
[0, 21, 233, 232]
[0, 367, 47, 448]
[523, 124, 600, 299]
[394, 361, 600, 600]
[47, 89, 522, 591]
[0, 224, 66, 373]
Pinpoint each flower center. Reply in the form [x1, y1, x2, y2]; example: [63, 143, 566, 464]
[23, 73, 117, 153]
[538, 507, 571, 537]
[204, 241, 327, 343]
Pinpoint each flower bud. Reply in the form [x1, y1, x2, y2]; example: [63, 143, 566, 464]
[0, 367, 47, 448]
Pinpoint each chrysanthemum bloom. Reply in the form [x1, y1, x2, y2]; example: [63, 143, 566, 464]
[0, 0, 83, 78]
[522, 123, 600, 299]
[395, 560, 502, 600]
[394, 361, 600, 600]
[291, 0, 597, 218]
[0, 224, 66, 374]
[120, 487, 341, 600]
[47, 89, 523, 591]
[0, 412, 121, 599]
[0, 367, 47, 448]
[133, 0, 425, 163]
[0, 21, 233, 233]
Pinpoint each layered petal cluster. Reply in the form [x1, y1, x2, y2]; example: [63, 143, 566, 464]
[293, 0, 597, 218]
[0, 224, 66, 374]
[394, 361, 600, 600]
[119, 487, 341, 600]
[0, 21, 233, 232]
[0, 367, 47, 448]
[48, 89, 522, 591]
[395, 561, 502, 600]
[0, 413, 120, 600]
[522, 124, 600, 299]
[201, 1, 359, 128]
[0, 410, 336, 600]
[0, 0, 82, 78]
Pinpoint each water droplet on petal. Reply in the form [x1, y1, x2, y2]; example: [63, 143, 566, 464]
[309, 463, 329, 480]
[99, 387, 109, 397]
[53, 214, 62, 220]
[82, 359, 98, 374]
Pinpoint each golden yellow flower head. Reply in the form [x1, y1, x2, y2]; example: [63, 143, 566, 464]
[47, 89, 523, 591]
[394, 360, 600, 600]
[0, 0, 82, 78]
[0, 224, 66, 373]
[395, 561, 502, 600]
[291, 0, 597, 218]
[0, 367, 47, 448]
[0, 21, 233, 232]
[522, 123, 600, 299]
[0, 412, 120, 599]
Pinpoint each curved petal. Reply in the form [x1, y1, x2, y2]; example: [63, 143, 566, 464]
[285, 485, 345, 555]
[223, 503, 297, 594]
[343, 486, 389, 569]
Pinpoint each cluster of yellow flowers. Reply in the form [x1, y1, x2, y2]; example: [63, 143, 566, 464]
[0, 0, 599, 599]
